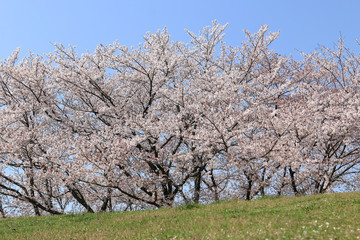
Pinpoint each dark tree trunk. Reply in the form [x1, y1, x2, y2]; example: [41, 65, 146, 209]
[100, 189, 113, 212]
[259, 167, 267, 197]
[30, 178, 41, 216]
[245, 171, 253, 201]
[68, 185, 95, 213]
[193, 171, 201, 203]
[210, 170, 219, 202]
[288, 167, 299, 196]
[0, 202, 5, 218]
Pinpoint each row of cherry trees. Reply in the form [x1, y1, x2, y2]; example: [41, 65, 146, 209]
[0, 22, 359, 217]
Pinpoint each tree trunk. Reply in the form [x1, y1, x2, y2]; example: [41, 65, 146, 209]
[193, 171, 201, 203]
[210, 170, 219, 202]
[245, 172, 253, 201]
[288, 167, 299, 196]
[0, 202, 5, 218]
[68, 185, 95, 213]
[259, 167, 267, 197]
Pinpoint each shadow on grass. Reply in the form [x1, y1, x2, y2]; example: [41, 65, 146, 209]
[177, 202, 202, 210]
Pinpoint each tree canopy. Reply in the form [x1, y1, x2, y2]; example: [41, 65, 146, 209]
[0, 22, 359, 217]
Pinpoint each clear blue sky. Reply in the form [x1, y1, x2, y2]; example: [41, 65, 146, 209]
[1, 0, 359, 60]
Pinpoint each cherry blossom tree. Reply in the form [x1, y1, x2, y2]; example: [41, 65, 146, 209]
[0, 50, 70, 215]
[279, 40, 360, 195]
[0, 22, 359, 217]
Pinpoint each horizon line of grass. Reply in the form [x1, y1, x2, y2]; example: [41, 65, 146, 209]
[1, 191, 359, 239]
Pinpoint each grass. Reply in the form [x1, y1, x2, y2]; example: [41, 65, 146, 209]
[1, 192, 360, 239]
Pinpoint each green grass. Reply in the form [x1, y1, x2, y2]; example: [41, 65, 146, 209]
[1, 192, 360, 239]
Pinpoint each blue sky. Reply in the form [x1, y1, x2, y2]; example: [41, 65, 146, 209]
[0, 0, 359, 60]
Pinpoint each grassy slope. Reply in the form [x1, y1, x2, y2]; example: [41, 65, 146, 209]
[0, 192, 359, 240]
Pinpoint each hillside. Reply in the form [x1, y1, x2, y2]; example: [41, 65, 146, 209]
[1, 192, 360, 239]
